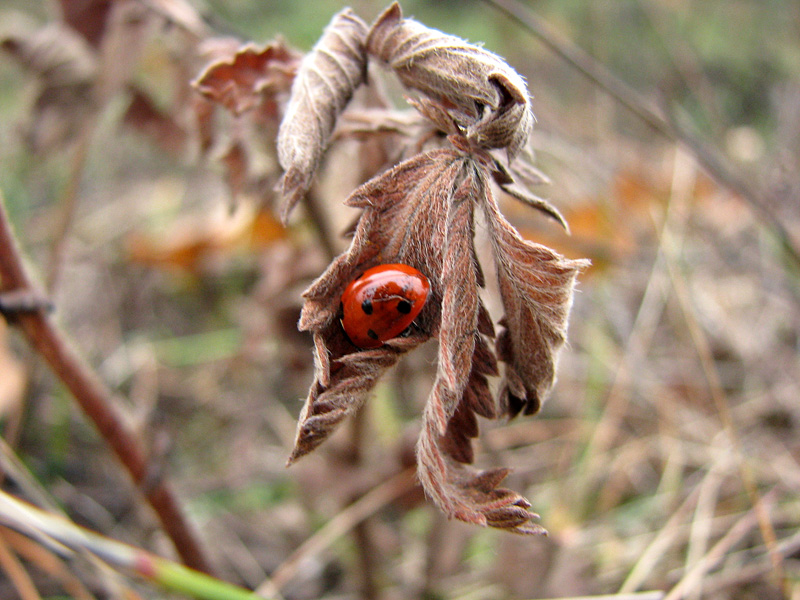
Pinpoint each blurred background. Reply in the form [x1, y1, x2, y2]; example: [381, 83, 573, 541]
[1, 1, 799, 598]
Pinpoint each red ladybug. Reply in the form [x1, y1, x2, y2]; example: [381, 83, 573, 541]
[340, 264, 430, 348]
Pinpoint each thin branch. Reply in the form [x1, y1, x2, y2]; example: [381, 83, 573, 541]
[482, 0, 800, 269]
[45, 117, 98, 293]
[0, 191, 215, 575]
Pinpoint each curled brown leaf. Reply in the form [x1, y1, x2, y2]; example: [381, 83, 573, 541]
[277, 9, 369, 222]
[288, 324, 426, 464]
[298, 148, 461, 335]
[366, 2, 533, 158]
[193, 40, 300, 116]
[289, 149, 461, 465]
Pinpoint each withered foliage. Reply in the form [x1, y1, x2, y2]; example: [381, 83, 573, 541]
[276, 3, 589, 535]
[193, 40, 301, 117]
[5, 0, 588, 535]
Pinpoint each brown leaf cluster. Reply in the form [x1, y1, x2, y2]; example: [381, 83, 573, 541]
[276, 3, 590, 534]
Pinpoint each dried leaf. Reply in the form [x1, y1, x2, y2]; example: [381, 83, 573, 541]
[416, 426, 545, 534]
[287, 326, 426, 464]
[277, 9, 369, 222]
[123, 87, 187, 155]
[429, 164, 482, 433]
[0, 15, 97, 150]
[58, 0, 113, 48]
[498, 180, 568, 231]
[0, 17, 97, 86]
[415, 167, 547, 534]
[281, 5, 587, 536]
[193, 40, 300, 115]
[438, 334, 498, 464]
[298, 149, 461, 334]
[289, 150, 463, 462]
[366, 2, 532, 158]
[482, 189, 589, 417]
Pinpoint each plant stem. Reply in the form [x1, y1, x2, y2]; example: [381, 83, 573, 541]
[0, 491, 259, 600]
[0, 190, 215, 575]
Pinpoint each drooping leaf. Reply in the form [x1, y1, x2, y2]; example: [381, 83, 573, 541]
[276, 9, 369, 222]
[289, 149, 467, 464]
[482, 187, 589, 417]
[287, 325, 425, 464]
[416, 333, 544, 534]
[429, 162, 482, 433]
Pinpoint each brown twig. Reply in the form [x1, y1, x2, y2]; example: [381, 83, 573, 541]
[0, 191, 215, 575]
[482, 0, 800, 269]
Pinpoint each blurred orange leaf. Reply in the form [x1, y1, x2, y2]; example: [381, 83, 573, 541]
[511, 167, 722, 275]
[126, 203, 286, 274]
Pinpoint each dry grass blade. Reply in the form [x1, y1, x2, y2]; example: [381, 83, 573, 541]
[0, 528, 42, 600]
[258, 468, 416, 596]
[1, 528, 96, 600]
[619, 485, 703, 593]
[539, 593, 665, 600]
[665, 237, 785, 589]
[0, 492, 259, 600]
[663, 506, 762, 600]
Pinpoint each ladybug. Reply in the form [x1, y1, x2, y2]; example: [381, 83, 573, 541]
[340, 264, 430, 348]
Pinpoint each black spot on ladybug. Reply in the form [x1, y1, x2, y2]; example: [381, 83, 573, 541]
[396, 299, 412, 314]
[361, 299, 373, 315]
[367, 329, 379, 340]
